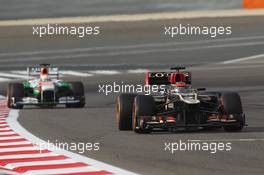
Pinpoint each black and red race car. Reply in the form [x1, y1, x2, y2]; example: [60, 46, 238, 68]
[116, 67, 246, 133]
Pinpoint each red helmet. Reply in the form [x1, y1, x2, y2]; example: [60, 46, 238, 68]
[169, 73, 185, 84]
[40, 68, 49, 81]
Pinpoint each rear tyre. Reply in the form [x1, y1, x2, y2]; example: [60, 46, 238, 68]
[221, 92, 244, 132]
[116, 94, 137, 131]
[66, 82, 85, 108]
[133, 95, 156, 134]
[7, 83, 24, 109]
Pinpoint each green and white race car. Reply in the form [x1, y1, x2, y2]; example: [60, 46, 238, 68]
[7, 64, 85, 109]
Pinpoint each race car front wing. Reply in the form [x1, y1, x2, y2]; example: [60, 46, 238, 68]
[12, 97, 81, 106]
[135, 111, 246, 131]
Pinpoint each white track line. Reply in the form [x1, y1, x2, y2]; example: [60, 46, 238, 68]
[59, 71, 93, 77]
[1, 40, 264, 64]
[0, 141, 32, 146]
[0, 73, 27, 79]
[0, 147, 41, 153]
[10, 71, 28, 75]
[0, 127, 12, 131]
[1, 35, 264, 59]
[1, 9, 264, 26]
[0, 136, 23, 140]
[0, 152, 58, 160]
[89, 70, 120, 75]
[0, 124, 8, 127]
[0, 77, 12, 82]
[127, 69, 148, 74]
[221, 53, 264, 64]
[0, 132, 17, 136]
[6, 159, 76, 169]
[2, 35, 264, 58]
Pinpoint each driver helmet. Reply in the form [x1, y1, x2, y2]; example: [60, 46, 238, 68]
[40, 68, 49, 81]
[172, 82, 188, 93]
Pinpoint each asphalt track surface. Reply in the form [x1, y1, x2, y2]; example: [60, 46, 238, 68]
[0, 0, 241, 20]
[0, 16, 264, 175]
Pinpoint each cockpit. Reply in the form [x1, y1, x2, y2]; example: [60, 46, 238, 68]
[168, 83, 192, 94]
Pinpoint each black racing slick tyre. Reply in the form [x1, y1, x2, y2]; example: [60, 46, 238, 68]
[116, 94, 137, 131]
[7, 83, 24, 109]
[221, 92, 244, 132]
[67, 82, 85, 108]
[133, 95, 156, 134]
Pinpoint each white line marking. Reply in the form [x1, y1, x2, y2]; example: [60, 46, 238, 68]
[1, 35, 264, 58]
[221, 53, 264, 64]
[0, 77, 12, 82]
[0, 127, 11, 131]
[0, 152, 58, 159]
[10, 71, 28, 75]
[6, 159, 76, 169]
[0, 141, 31, 146]
[0, 73, 27, 79]
[24, 166, 102, 175]
[6, 107, 138, 175]
[0, 136, 23, 140]
[60, 71, 93, 77]
[1, 9, 264, 26]
[127, 69, 148, 74]
[0, 146, 41, 153]
[1, 40, 264, 63]
[89, 70, 120, 75]
[0, 132, 17, 136]
[0, 124, 8, 126]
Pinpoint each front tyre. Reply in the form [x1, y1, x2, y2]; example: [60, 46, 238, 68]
[133, 95, 156, 134]
[66, 82, 85, 108]
[221, 92, 244, 132]
[116, 94, 137, 131]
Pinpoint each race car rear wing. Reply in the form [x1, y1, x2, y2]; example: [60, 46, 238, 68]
[27, 66, 59, 79]
[145, 72, 170, 85]
[145, 71, 192, 85]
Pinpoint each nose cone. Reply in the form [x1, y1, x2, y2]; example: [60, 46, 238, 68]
[41, 82, 55, 91]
